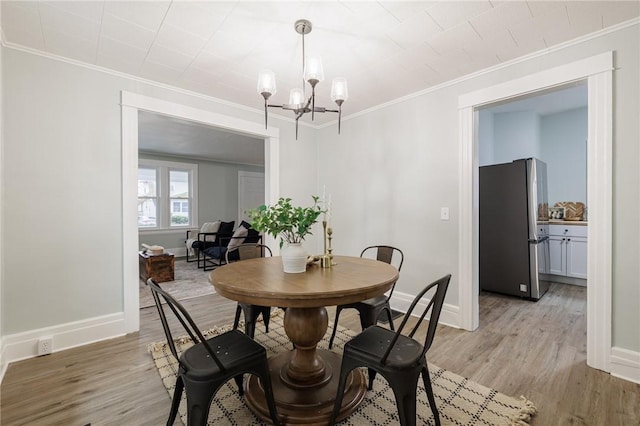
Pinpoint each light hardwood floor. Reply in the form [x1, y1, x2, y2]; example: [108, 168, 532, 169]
[1, 283, 638, 425]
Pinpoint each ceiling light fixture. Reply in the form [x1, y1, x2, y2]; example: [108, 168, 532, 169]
[257, 19, 348, 139]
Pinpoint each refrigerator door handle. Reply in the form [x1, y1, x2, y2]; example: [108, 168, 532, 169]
[528, 236, 549, 244]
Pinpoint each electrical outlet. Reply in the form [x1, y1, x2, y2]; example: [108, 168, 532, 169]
[38, 337, 53, 356]
[440, 207, 450, 221]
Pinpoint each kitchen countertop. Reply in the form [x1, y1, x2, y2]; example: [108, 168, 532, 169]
[547, 220, 588, 226]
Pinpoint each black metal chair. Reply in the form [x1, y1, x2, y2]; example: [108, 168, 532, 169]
[146, 278, 280, 426]
[225, 243, 274, 338]
[328, 245, 404, 349]
[329, 274, 451, 426]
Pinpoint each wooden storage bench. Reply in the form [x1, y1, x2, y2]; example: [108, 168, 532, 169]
[139, 251, 175, 283]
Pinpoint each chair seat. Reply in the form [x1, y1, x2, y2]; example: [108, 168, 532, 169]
[203, 246, 227, 259]
[345, 325, 424, 369]
[180, 329, 267, 379]
[356, 296, 388, 308]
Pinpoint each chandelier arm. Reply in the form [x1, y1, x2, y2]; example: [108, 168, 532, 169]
[338, 104, 342, 134]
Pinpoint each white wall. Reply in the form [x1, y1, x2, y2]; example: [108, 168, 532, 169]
[493, 111, 541, 163]
[317, 23, 639, 353]
[541, 107, 588, 206]
[1, 47, 317, 338]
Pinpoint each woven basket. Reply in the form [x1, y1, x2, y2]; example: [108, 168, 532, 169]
[555, 202, 584, 221]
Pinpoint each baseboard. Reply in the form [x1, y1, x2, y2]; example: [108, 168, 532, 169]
[2, 312, 126, 365]
[168, 246, 187, 258]
[610, 347, 640, 384]
[391, 291, 461, 330]
[0, 338, 7, 384]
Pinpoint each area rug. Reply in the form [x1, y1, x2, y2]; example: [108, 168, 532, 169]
[148, 311, 536, 425]
[140, 259, 215, 308]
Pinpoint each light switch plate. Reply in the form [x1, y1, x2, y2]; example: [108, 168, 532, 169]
[440, 207, 450, 220]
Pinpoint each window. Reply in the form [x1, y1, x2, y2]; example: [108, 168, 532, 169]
[138, 159, 198, 230]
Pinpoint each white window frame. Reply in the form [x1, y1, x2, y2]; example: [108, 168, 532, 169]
[138, 158, 198, 232]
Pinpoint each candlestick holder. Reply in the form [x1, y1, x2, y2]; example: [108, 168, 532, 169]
[327, 227, 335, 266]
[321, 220, 331, 268]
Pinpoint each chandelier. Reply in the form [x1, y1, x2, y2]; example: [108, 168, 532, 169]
[257, 19, 348, 139]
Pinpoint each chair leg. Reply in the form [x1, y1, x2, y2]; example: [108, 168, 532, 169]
[358, 306, 373, 331]
[257, 361, 281, 426]
[245, 318, 256, 339]
[183, 378, 221, 426]
[328, 360, 355, 426]
[384, 307, 396, 331]
[262, 307, 271, 333]
[233, 374, 244, 396]
[367, 368, 377, 390]
[394, 388, 417, 426]
[328, 306, 344, 349]
[421, 365, 440, 426]
[167, 375, 184, 426]
[233, 304, 242, 330]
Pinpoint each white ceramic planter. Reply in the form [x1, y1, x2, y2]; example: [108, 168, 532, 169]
[281, 243, 307, 273]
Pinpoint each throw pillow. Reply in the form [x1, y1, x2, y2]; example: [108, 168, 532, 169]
[215, 221, 236, 245]
[200, 221, 221, 234]
[227, 226, 248, 251]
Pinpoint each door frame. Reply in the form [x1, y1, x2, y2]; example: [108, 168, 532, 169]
[121, 91, 280, 333]
[457, 52, 613, 372]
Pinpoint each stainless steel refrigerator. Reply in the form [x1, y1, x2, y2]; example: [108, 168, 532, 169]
[479, 158, 551, 300]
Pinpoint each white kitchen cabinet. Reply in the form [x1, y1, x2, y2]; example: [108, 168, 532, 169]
[549, 224, 588, 281]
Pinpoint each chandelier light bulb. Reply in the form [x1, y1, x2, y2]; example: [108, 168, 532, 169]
[331, 77, 348, 103]
[257, 69, 276, 98]
[304, 55, 324, 85]
[289, 88, 305, 107]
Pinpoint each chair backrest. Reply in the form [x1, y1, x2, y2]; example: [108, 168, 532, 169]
[380, 274, 451, 365]
[360, 245, 404, 298]
[146, 278, 225, 372]
[225, 243, 272, 264]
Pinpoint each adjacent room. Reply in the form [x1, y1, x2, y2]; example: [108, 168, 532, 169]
[1, 2, 638, 425]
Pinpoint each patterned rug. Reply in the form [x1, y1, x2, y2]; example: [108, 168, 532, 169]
[140, 259, 215, 308]
[148, 311, 536, 425]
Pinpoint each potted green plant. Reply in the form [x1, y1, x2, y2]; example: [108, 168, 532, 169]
[248, 196, 323, 273]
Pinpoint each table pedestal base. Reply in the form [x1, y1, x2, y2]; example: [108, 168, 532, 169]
[245, 349, 366, 425]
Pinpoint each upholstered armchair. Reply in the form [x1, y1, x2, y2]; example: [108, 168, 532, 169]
[185, 221, 223, 262]
[185, 221, 235, 268]
[201, 221, 261, 270]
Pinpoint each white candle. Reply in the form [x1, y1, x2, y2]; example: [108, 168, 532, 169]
[323, 185, 327, 221]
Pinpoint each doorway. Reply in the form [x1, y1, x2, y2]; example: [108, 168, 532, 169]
[475, 84, 589, 355]
[458, 52, 613, 372]
[121, 91, 281, 333]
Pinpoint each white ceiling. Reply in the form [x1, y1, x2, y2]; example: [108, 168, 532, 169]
[138, 111, 265, 165]
[1, 1, 636, 163]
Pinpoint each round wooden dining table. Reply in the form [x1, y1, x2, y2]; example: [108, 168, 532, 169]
[209, 255, 399, 425]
